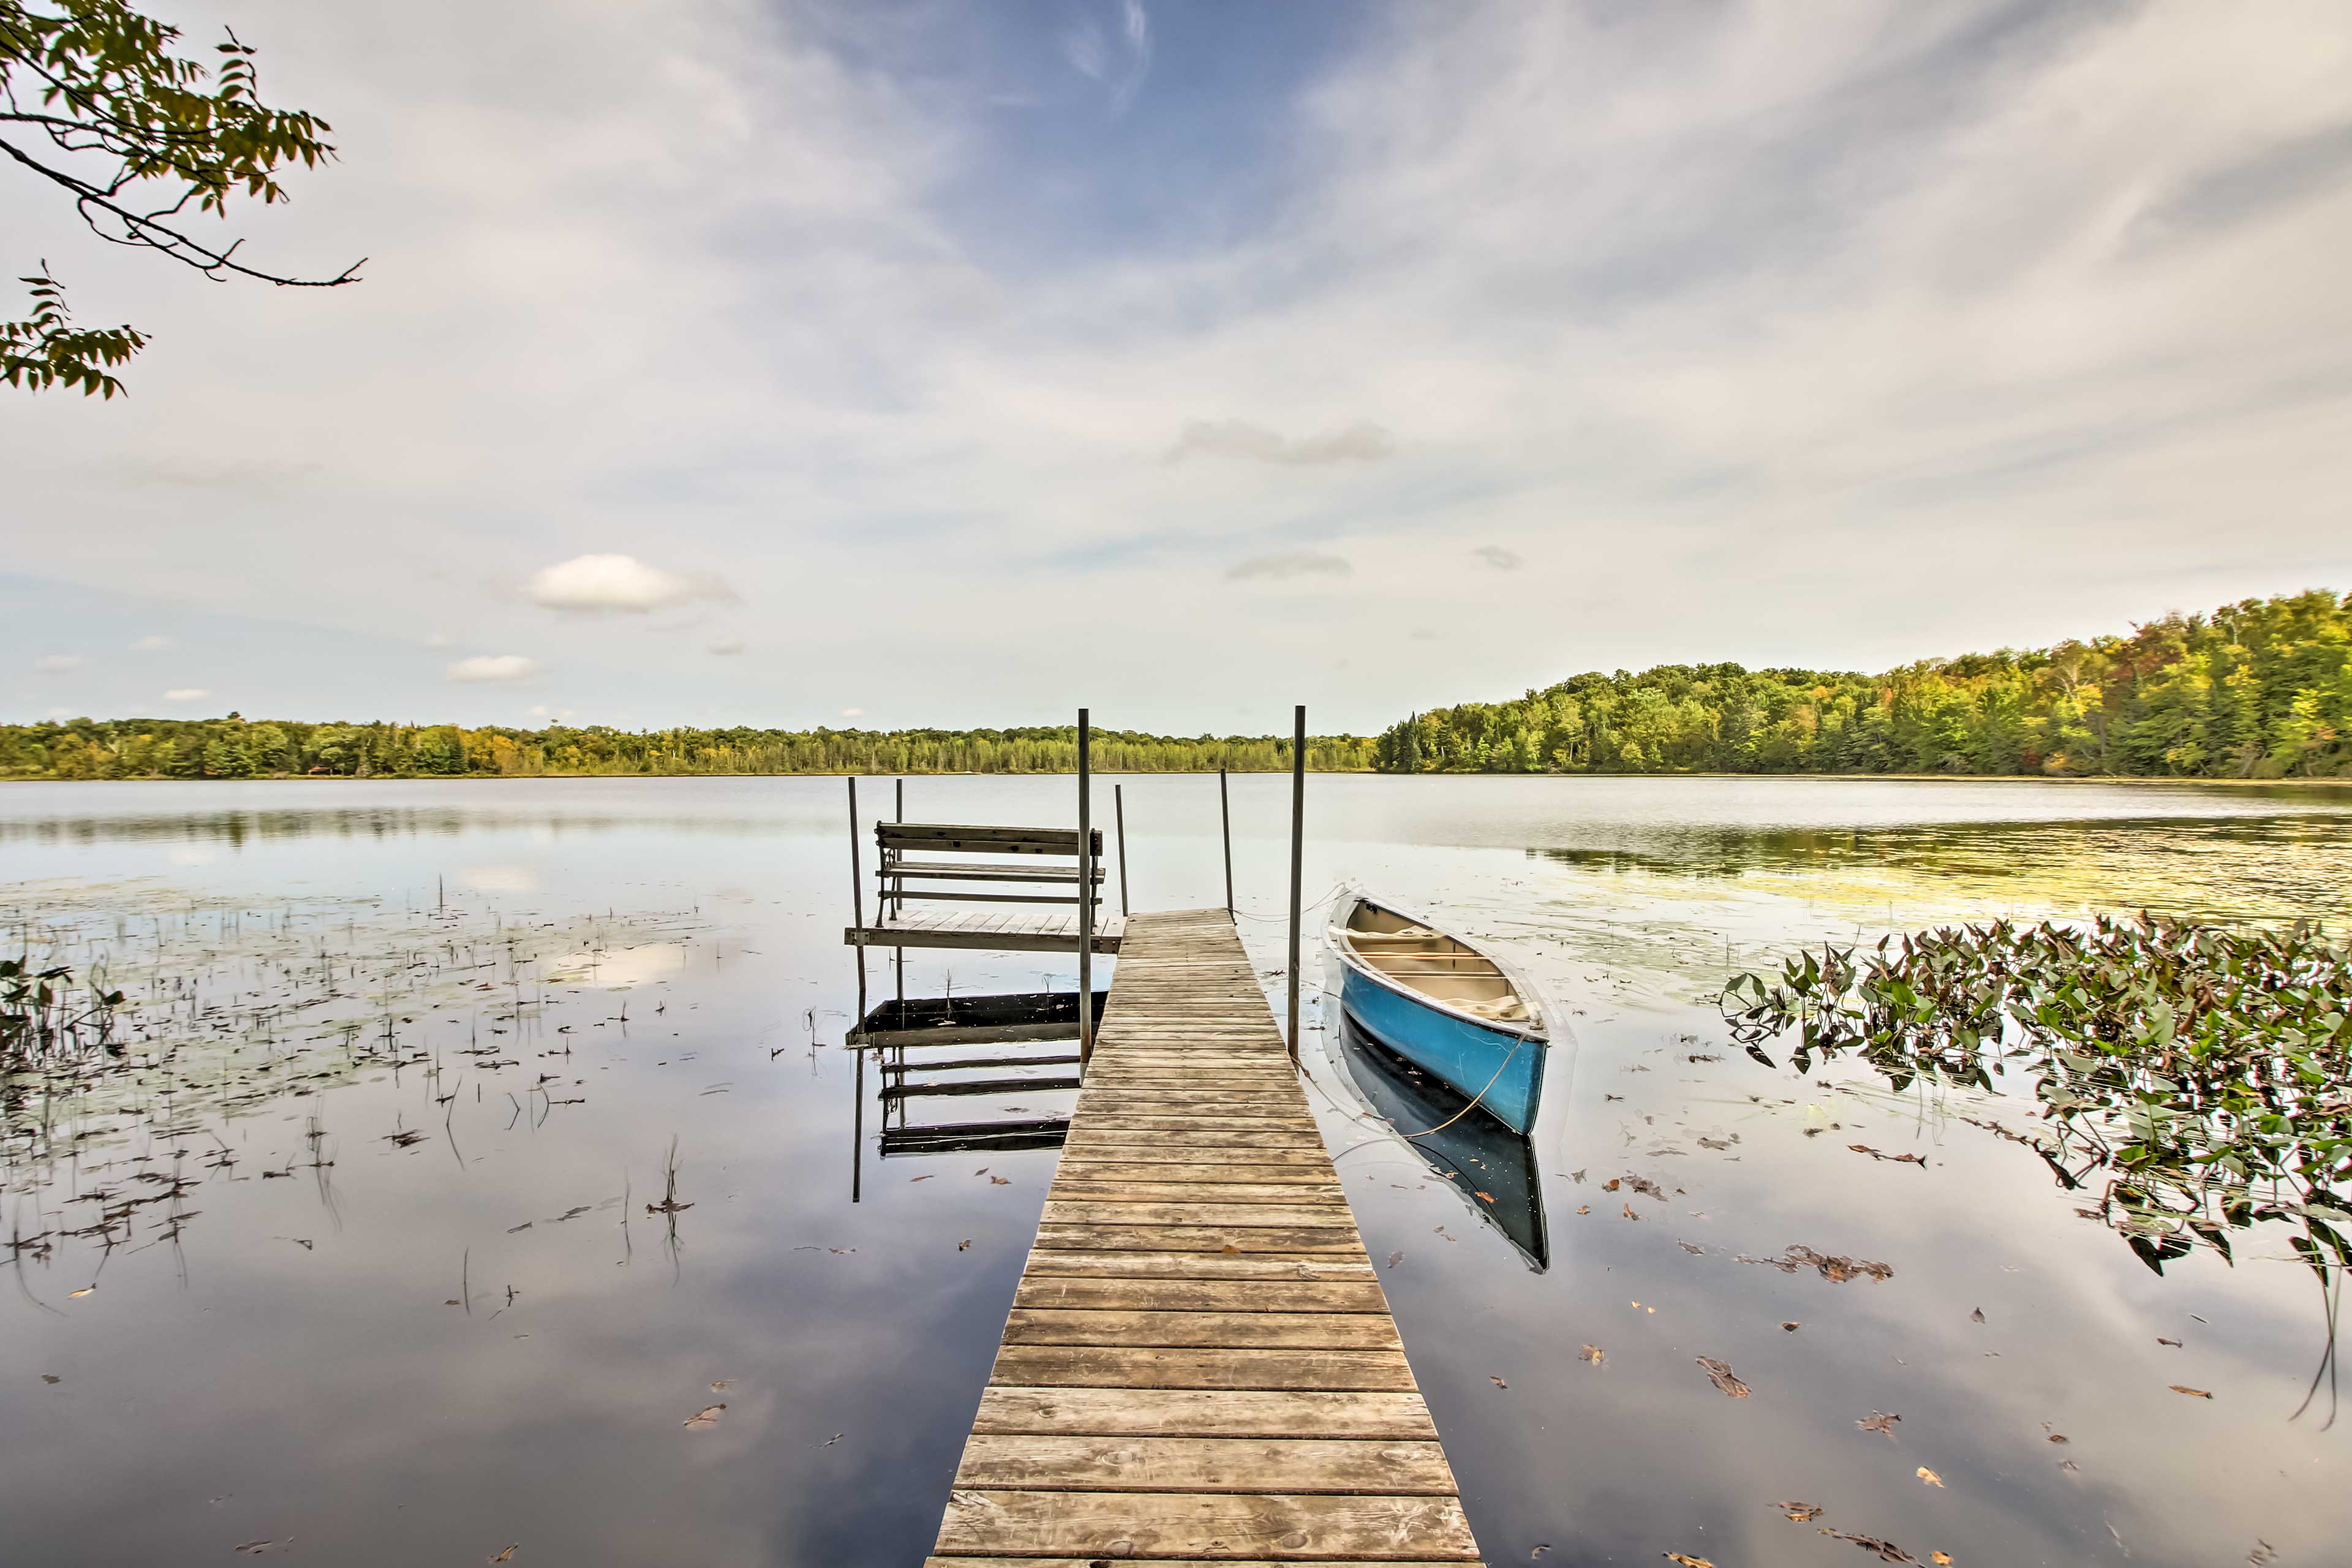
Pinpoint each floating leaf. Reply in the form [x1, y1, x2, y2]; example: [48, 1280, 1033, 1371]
[1664, 1556, 1714, 1567]
[1696, 1357, 1749, 1398]
[1579, 1344, 1605, 1366]
[1490, 1375, 1509, 1390]
[1856, 1411, 1902, 1439]
[1915, 1466, 1943, 1487]
[2169, 1385, 2213, 1399]
[1777, 1501, 1824, 1522]
[682, 1404, 726, 1428]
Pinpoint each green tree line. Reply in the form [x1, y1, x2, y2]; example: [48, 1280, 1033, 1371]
[1375, 590, 2351, 778]
[0, 718, 1378, 780]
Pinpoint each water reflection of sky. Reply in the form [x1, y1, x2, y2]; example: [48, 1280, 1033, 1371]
[3, 775, 2346, 1566]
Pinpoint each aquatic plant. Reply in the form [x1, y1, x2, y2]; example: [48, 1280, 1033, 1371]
[1722, 914, 2352, 1281]
[0, 955, 123, 1070]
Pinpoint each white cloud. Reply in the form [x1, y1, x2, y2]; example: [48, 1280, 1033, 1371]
[1167, 420, 1396, 466]
[840, 706, 864, 717]
[1226, 552, 1354, 582]
[525, 554, 736, 614]
[127, 635, 170, 652]
[447, 655, 539, 682]
[422, 630, 454, 649]
[35, 654, 83, 673]
[1470, 546, 1523, 571]
[526, 703, 576, 722]
[707, 637, 745, 655]
[163, 688, 209, 703]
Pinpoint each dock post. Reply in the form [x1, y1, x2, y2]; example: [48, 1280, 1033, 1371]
[851, 1043, 864, 1203]
[1077, 709, 1094, 1072]
[1286, 705, 1305, 1061]
[1114, 783, 1129, 918]
[1218, 766, 1234, 916]
[848, 775, 867, 1023]
[893, 778, 905, 1009]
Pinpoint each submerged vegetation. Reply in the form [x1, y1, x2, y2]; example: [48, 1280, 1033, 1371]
[0, 720, 1378, 781]
[1379, 589, 2352, 777]
[2, 887, 704, 1262]
[1724, 914, 2352, 1283]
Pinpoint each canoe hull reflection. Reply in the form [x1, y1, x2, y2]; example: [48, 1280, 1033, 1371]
[1332, 1006, 1549, 1270]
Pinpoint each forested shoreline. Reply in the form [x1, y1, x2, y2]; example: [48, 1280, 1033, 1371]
[0, 720, 1377, 780]
[8, 590, 2345, 783]
[1378, 590, 2351, 780]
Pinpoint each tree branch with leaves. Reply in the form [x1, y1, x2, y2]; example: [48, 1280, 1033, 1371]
[1, 0, 359, 397]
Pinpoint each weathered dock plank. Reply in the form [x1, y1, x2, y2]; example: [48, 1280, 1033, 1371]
[930, 908, 1481, 1564]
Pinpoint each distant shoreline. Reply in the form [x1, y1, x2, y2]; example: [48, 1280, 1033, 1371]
[7, 771, 2350, 788]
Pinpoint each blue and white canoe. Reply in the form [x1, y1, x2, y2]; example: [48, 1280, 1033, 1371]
[1326, 891, 1551, 1136]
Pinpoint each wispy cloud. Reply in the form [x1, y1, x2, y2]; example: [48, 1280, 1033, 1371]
[1167, 420, 1396, 466]
[1227, 552, 1354, 582]
[34, 654, 82, 674]
[447, 655, 539, 683]
[127, 635, 171, 652]
[1063, 0, 1152, 115]
[162, 688, 209, 703]
[1470, 545, 1523, 571]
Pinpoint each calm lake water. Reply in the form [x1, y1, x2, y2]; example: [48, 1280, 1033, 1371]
[4, 774, 2349, 1566]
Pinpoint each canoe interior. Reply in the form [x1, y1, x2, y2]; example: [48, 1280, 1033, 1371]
[1341, 899, 1535, 1027]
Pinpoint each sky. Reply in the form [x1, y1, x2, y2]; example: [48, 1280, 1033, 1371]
[5, 0, 2351, 736]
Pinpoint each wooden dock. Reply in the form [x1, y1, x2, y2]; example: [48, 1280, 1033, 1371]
[928, 908, 1483, 1566]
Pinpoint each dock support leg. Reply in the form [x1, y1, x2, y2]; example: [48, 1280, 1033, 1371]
[1077, 709, 1094, 1073]
[1286, 705, 1305, 1061]
[1219, 766, 1234, 916]
[1115, 783, 1129, 918]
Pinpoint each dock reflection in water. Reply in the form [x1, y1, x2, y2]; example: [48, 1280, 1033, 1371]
[1330, 1003, 1550, 1272]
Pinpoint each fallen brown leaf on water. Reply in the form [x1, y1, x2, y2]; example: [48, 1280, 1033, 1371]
[1576, 1205, 1591, 1215]
[1737, 1244, 1893, 1283]
[989, 1175, 1009, 1185]
[489, 1548, 519, 1564]
[1624, 1204, 1641, 1221]
[1847, 1144, 1926, 1166]
[1476, 1191, 1495, 1204]
[1580, 1344, 1605, 1365]
[1605, 1178, 1621, 1191]
[683, 1404, 726, 1428]
[233, 1542, 278, 1556]
[1679, 1242, 1705, 1254]
[1531, 1545, 1550, 1559]
[957, 1239, 971, 1251]
[1490, 1375, 1509, 1389]
[1782, 1321, 1802, 1332]
[42, 1373, 61, 1384]
[1932, 1554, 1953, 1565]
[67, 1287, 93, 1299]
[1663, 1555, 1714, 1567]
[1915, 1466, 1943, 1487]
[710, 1380, 732, 1392]
[1817, 1528, 1921, 1564]
[2169, 1385, 2214, 1399]
[2157, 1336, 2182, 1348]
[1856, 1411, 1902, 1439]
[908, 1175, 933, 1183]
[1696, 1357, 1750, 1398]
[1969, 1308, 1985, 1323]
[1777, 1501, 1824, 1522]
